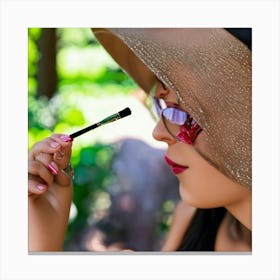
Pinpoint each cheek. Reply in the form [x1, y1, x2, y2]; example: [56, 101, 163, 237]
[193, 130, 208, 153]
[178, 156, 248, 208]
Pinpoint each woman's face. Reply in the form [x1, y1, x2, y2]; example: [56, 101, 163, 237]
[152, 80, 250, 209]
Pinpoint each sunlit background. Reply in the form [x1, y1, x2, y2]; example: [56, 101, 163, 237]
[28, 28, 180, 251]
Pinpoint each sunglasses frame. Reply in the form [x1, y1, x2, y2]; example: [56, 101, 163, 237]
[150, 80, 202, 143]
[152, 96, 202, 143]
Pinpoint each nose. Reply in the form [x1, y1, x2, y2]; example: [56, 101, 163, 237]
[152, 118, 175, 145]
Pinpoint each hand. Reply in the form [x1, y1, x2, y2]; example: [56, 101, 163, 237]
[28, 134, 73, 251]
[28, 134, 73, 196]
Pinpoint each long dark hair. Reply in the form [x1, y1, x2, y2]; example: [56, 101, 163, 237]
[177, 207, 226, 251]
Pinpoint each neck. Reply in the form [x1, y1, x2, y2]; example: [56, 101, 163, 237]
[226, 192, 252, 230]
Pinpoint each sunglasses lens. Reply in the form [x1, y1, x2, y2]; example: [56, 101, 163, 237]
[152, 97, 190, 127]
[162, 107, 189, 139]
[153, 98, 162, 117]
[162, 108, 188, 125]
[151, 89, 202, 143]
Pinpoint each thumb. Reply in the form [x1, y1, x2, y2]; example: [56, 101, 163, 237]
[54, 163, 74, 187]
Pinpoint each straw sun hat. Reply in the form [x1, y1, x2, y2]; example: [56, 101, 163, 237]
[92, 28, 252, 189]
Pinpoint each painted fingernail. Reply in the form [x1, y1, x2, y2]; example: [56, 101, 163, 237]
[48, 162, 58, 175]
[60, 135, 73, 142]
[37, 185, 47, 191]
[50, 142, 60, 148]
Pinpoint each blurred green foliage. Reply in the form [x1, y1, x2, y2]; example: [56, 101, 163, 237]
[156, 200, 176, 235]
[65, 144, 116, 246]
[28, 28, 174, 250]
[28, 28, 138, 247]
[28, 28, 137, 147]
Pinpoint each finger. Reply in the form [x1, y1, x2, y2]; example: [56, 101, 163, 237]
[50, 134, 73, 167]
[29, 134, 73, 186]
[53, 149, 72, 169]
[35, 152, 61, 173]
[28, 174, 48, 195]
[29, 138, 62, 161]
[28, 160, 54, 194]
[50, 134, 73, 147]
[34, 137, 71, 170]
[55, 168, 73, 187]
[36, 151, 71, 178]
[35, 152, 73, 187]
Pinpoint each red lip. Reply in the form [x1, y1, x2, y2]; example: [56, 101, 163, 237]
[164, 156, 189, 175]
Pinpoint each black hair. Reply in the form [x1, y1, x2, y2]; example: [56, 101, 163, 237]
[224, 28, 252, 50]
[177, 207, 226, 251]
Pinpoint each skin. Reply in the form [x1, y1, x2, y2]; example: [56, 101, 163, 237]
[161, 200, 195, 251]
[28, 134, 73, 251]
[28, 81, 251, 251]
[152, 81, 252, 231]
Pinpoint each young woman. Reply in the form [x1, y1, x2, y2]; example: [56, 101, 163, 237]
[28, 28, 252, 251]
[152, 79, 251, 251]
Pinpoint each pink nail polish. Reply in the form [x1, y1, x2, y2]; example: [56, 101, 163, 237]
[60, 135, 73, 142]
[48, 162, 58, 175]
[50, 142, 59, 148]
[37, 185, 46, 191]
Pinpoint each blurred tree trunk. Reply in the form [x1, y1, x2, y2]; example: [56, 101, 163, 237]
[37, 28, 57, 99]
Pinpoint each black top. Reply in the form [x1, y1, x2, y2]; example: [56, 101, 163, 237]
[177, 207, 226, 251]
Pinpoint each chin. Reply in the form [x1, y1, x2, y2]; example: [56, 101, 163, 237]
[179, 184, 222, 209]
[179, 185, 199, 207]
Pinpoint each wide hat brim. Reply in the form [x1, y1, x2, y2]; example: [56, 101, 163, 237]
[92, 28, 252, 189]
[92, 28, 156, 93]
